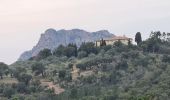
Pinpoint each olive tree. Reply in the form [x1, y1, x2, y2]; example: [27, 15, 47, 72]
[17, 73, 32, 85]
[0, 62, 8, 79]
[31, 63, 46, 77]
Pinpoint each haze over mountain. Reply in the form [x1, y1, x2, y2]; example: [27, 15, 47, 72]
[18, 29, 114, 61]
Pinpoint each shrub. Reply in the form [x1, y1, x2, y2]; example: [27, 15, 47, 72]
[116, 60, 128, 70]
[68, 63, 73, 70]
[82, 75, 96, 84]
[59, 70, 66, 79]
[78, 51, 88, 59]
[78, 42, 98, 55]
[31, 79, 41, 86]
[17, 82, 27, 93]
[17, 73, 32, 85]
[114, 40, 124, 47]
[0, 62, 8, 79]
[101, 63, 113, 72]
[135, 57, 149, 67]
[3, 87, 15, 98]
[70, 88, 78, 98]
[162, 55, 170, 63]
[65, 73, 72, 82]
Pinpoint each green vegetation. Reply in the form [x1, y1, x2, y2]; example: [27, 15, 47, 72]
[0, 62, 8, 79]
[31, 62, 46, 77]
[0, 31, 170, 100]
[135, 32, 142, 45]
[53, 43, 77, 57]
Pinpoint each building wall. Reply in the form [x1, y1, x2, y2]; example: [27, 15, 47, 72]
[96, 39, 130, 46]
[96, 41, 101, 46]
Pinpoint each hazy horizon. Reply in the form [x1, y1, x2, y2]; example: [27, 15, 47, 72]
[0, 0, 170, 64]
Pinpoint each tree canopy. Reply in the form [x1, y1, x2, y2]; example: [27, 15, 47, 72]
[135, 32, 142, 45]
[0, 62, 8, 79]
[31, 62, 46, 77]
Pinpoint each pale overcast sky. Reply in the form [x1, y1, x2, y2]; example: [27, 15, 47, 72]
[0, 0, 170, 64]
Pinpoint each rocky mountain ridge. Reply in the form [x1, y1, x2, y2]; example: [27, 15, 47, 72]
[18, 28, 115, 61]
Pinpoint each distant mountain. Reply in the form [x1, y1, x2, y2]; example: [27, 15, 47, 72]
[18, 28, 115, 61]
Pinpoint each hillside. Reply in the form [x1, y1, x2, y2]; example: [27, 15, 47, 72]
[0, 31, 170, 100]
[18, 29, 114, 61]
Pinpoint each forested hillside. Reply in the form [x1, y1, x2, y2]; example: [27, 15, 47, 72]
[0, 31, 170, 100]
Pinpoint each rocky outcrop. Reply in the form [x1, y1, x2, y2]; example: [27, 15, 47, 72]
[18, 28, 115, 61]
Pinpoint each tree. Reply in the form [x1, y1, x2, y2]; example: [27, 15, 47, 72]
[116, 60, 128, 70]
[128, 39, 132, 47]
[78, 51, 87, 59]
[150, 31, 161, 39]
[12, 67, 26, 78]
[100, 38, 107, 46]
[0, 62, 8, 79]
[53, 45, 65, 56]
[8, 68, 15, 78]
[70, 88, 78, 98]
[64, 46, 77, 57]
[59, 70, 66, 79]
[67, 43, 78, 57]
[114, 40, 123, 47]
[135, 32, 142, 45]
[31, 79, 41, 86]
[65, 73, 72, 82]
[53, 44, 78, 57]
[37, 48, 52, 59]
[17, 82, 27, 93]
[141, 31, 162, 53]
[78, 42, 97, 55]
[3, 87, 15, 98]
[68, 63, 73, 70]
[83, 75, 96, 84]
[162, 55, 170, 63]
[31, 63, 46, 77]
[17, 73, 32, 85]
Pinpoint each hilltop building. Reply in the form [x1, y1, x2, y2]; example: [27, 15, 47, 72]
[95, 35, 132, 46]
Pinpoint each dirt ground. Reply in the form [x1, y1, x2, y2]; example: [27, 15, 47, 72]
[41, 81, 65, 94]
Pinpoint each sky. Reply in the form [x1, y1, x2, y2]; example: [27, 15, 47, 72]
[0, 0, 170, 64]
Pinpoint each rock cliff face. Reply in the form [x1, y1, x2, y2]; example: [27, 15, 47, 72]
[18, 29, 115, 61]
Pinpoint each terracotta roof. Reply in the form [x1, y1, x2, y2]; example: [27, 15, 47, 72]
[107, 35, 132, 40]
